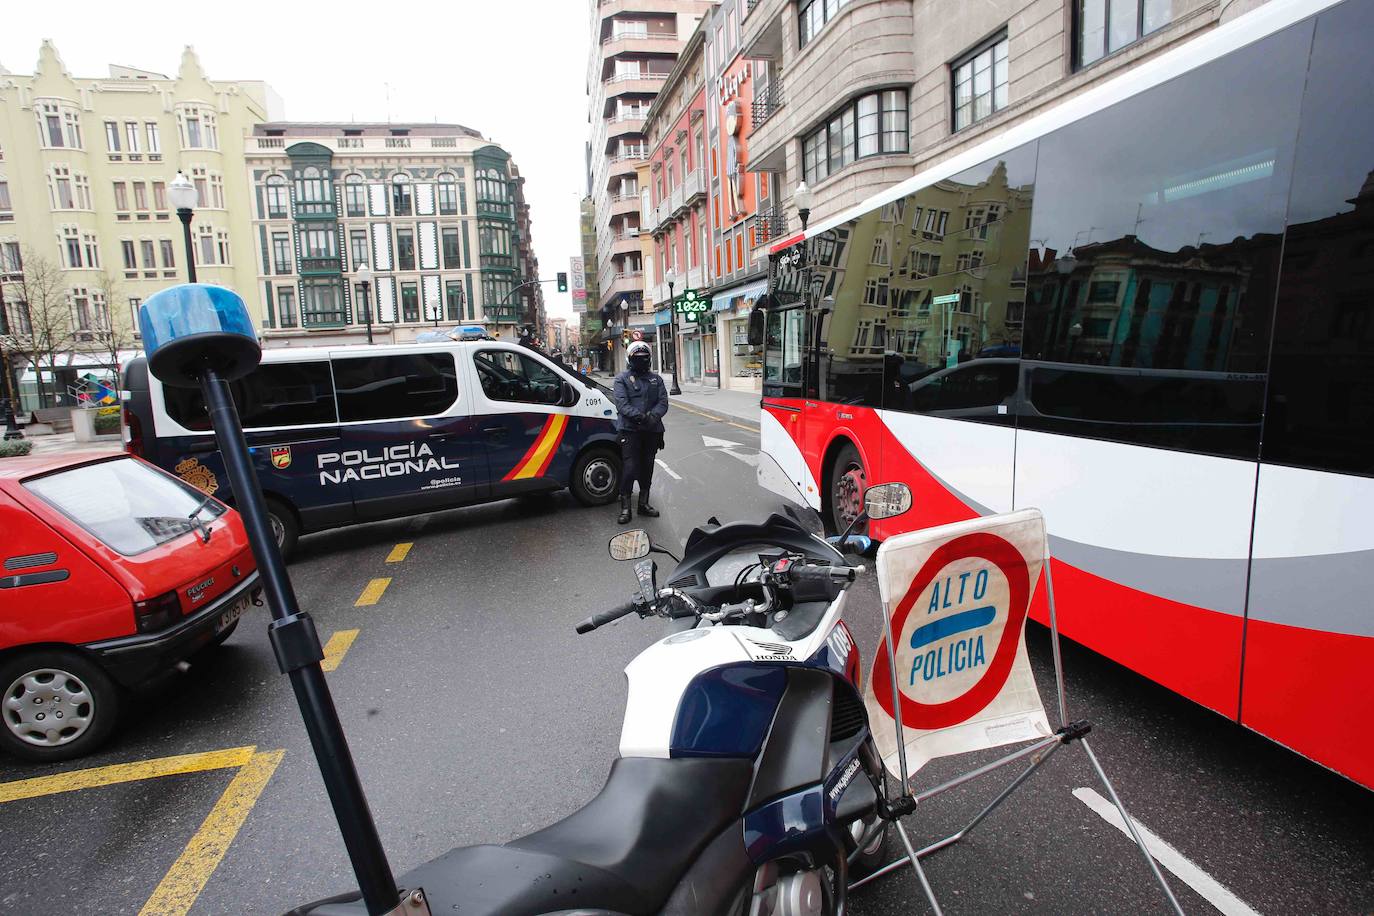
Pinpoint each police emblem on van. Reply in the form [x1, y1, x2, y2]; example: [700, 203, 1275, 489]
[270, 446, 292, 469]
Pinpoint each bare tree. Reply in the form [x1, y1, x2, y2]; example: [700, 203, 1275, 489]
[88, 269, 137, 397]
[0, 247, 73, 410]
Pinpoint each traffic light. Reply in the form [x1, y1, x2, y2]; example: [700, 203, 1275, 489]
[557, 272, 568, 292]
[621, 329, 632, 348]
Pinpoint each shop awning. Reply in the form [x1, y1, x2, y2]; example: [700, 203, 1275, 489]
[711, 278, 769, 312]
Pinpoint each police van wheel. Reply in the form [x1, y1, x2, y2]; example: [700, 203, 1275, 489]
[571, 449, 620, 506]
[265, 497, 299, 560]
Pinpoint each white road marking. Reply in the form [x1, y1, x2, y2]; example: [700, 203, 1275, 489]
[1073, 787, 1261, 916]
[654, 459, 682, 480]
[701, 434, 744, 450]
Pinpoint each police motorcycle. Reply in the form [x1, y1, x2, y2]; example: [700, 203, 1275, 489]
[133, 282, 916, 916]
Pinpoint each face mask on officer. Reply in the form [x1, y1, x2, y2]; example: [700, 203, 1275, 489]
[629, 344, 651, 374]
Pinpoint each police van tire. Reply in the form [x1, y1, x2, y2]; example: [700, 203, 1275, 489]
[571, 449, 620, 506]
[265, 497, 300, 559]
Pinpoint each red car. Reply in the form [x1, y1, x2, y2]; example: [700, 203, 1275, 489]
[0, 452, 261, 761]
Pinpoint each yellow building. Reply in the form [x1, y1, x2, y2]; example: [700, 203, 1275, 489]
[0, 42, 280, 409]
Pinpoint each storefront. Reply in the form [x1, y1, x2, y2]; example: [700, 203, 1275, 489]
[654, 308, 675, 376]
[712, 278, 767, 393]
[12, 350, 142, 412]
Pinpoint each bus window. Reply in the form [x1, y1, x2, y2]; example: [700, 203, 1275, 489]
[163, 360, 337, 432]
[1019, 16, 1311, 459]
[1262, 0, 1374, 478]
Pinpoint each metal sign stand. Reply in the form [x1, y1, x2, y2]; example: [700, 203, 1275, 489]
[852, 544, 1185, 916]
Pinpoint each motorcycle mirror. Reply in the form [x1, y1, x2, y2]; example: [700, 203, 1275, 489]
[864, 482, 913, 520]
[609, 529, 652, 561]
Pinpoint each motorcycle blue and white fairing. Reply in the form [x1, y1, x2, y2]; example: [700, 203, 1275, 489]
[298, 450, 913, 916]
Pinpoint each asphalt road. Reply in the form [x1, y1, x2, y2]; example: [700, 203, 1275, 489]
[0, 404, 1370, 915]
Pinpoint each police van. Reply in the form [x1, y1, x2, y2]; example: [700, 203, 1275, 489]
[121, 341, 621, 557]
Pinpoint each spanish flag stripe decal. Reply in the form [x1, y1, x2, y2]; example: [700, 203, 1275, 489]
[502, 414, 568, 481]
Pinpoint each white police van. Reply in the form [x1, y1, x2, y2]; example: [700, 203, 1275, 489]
[122, 341, 621, 557]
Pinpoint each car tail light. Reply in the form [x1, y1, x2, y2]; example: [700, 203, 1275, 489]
[134, 591, 181, 633]
[123, 407, 143, 456]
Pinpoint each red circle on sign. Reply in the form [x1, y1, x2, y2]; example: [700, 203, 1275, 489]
[871, 532, 1030, 730]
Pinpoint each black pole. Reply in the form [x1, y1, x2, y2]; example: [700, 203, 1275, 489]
[666, 281, 681, 396]
[361, 281, 374, 345]
[199, 368, 398, 915]
[178, 209, 197, 283]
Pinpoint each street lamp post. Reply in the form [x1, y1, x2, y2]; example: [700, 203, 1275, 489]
[169, 171, 199, 283]
[664, 268, 682, 395]
[795, 181, 814, 232]
[355, 263, 374, 345]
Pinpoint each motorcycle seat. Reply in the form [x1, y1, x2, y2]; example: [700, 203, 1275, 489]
[299, 756, 755, 916]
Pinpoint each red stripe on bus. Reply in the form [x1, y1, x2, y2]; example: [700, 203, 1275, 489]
[1240, 619, 1374, 788]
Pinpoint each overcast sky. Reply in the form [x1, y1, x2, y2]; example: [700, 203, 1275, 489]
[2, 0, 590, 328]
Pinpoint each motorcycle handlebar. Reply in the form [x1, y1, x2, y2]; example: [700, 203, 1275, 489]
[790, 564, 857, 585]
[575, 600, 639, 634]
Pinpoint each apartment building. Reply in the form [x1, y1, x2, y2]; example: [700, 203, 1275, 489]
[738, 0, 1275, 263]
[586, 0, 714, 356]
[0, 42, 278, 409]
[641, 17, 711, 381]
[244, 123, 536, 345]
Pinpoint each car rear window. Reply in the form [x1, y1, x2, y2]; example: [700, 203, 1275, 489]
[25, 458, 226, 556]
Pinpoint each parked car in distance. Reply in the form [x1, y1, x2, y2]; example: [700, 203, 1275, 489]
[0, 452, 261, 761]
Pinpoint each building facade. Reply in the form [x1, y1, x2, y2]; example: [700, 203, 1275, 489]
[243, 123, 536, 346]
[586, 0, 714, 364]
[0, 42, 279, 409]
[738, 0, 1277, 264]
[642, 17, 711, 382]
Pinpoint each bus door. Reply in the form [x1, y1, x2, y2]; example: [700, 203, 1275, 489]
[328, 349, 488, 522]
[761, 306, 810, 498]
[468, 347, 576, 497]
[154, 358, 355, 532]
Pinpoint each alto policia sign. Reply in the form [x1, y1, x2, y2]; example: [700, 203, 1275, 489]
[864, 509, 1051, 775]
[677, 289, 709, 323]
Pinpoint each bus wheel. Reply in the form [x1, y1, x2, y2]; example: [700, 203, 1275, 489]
[829, 444, 867, 535]
[265, 497, 299, 560]
[571, 449, 620, 506]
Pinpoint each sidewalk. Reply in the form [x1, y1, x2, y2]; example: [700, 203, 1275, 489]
[669, 380, 761, 427]
[14, 430, 123, 458]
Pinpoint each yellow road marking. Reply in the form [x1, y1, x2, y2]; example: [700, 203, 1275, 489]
[385, 542, 413, 563]
[320, 629, 360, 672]
[672, 401, 759, 433]
[0, 746, 255, 804]
[355, 577, 391, 606]
[138, 749, 284, 916]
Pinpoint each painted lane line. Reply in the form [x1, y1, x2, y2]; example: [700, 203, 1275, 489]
[1073, 787, 1262, 916]
[654, 459, 682, 481]
[139, 749, 285, 916]
[672, 401, 759, 433]
[702, 434, 745, 449]
[320, 629, 360, 672]
[386, 542, 413, 563]
[0, 746, 256, 804]
[355, 577, 391, 607]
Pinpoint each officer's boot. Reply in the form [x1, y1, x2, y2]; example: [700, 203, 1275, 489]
[637, 487, 660, 518]
[618, 495, 632, 525]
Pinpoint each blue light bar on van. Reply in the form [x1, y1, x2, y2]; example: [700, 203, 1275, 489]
[139, 283, 262, 388]
[455, 326, 487, 340]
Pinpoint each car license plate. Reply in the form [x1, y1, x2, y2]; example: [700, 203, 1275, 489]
[217, 593, 250, 633]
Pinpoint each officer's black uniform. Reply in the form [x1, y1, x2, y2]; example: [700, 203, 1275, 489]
[611, 347, 669, 524]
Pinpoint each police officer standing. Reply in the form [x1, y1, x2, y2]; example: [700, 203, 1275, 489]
[611, 340, 669, 524]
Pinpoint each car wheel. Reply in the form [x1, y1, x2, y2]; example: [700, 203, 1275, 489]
[570, 449, 620, 506]
[0, 651, 121, 763]
[828, 443, 868, 536]
[265, 497, 299, 560]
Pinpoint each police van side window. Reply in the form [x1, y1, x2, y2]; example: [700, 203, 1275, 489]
[474, 350, 563, 405]
[163, 361, 337, 431]
[333, 353, 459, 422]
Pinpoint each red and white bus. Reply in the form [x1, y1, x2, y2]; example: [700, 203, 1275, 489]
[758, 0, 1373, 789]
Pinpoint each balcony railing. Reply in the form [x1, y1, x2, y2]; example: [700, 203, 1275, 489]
[255, 137, 285, 149]
[680, 168, 706, 207]
[754, 208, 789, 246]
[610, 151, 648, 163]
[603, 30, 677, 44]
[300, 256, 341, 274]
[606, 71, 668, 84]
[752, 81, 785, 128]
